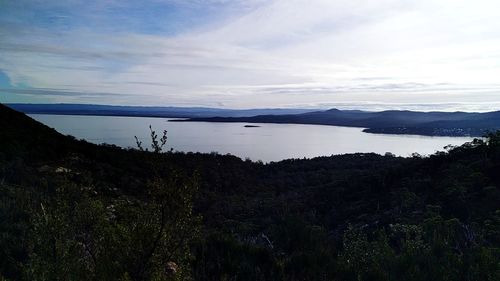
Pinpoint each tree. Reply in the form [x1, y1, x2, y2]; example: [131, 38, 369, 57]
[25, 128, 200, 281]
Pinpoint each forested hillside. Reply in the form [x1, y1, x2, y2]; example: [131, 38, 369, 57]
[0, 104, 499, 280]
[180, 108, 500, 136]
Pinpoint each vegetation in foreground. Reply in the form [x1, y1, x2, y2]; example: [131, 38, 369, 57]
[0, 104, 499, 280]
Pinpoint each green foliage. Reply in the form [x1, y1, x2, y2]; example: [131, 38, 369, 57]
[22, 173, 200, 281]
[192, 233, 280, 281]
[271, 217, 335, 280]
[25, 178, 198, 280]
[337, 221, 500, 281]
[0, 123, 200, 280]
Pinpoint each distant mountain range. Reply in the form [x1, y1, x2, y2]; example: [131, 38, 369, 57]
[6, 103, 315, 118]
[6, 103, 500, 137]
[178, 108, 500, 137]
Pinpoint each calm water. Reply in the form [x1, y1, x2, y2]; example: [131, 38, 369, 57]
[30, 114, 474, 162]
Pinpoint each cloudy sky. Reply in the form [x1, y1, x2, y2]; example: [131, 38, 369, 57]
[1, 0, 500, 111]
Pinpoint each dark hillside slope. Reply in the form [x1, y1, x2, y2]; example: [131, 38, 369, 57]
[0, 104, 499, 280]
[0, 103, 77, 161]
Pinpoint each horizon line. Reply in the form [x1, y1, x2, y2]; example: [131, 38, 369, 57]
[4, 102, 500, 114]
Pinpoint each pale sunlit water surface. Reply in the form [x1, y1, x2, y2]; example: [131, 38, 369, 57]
[30, 114, 474, 162]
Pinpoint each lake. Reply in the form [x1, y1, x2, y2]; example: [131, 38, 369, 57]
[30, 114, 474, 162]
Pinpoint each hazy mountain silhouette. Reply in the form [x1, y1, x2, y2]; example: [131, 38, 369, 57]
[6, 103, 315, 118]
[179, 108, 500, 136]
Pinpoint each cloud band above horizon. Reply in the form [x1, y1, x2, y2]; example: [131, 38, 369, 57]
[1, 0, 500, 111]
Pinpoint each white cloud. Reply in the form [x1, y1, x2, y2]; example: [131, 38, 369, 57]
[1, 0, 500, 110]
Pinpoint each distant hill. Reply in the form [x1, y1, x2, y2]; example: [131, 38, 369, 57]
[8, 103, 500, 136]
[179, 108, 500, 136]
[6, 103, 316, 118]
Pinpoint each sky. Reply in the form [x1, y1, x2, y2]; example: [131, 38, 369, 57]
[1, 0, 500, 111]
